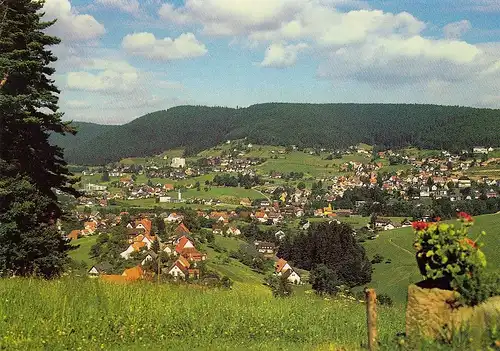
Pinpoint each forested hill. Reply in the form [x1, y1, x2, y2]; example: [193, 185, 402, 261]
[49, 122, 115, 156]
[55, 103, 500, 165]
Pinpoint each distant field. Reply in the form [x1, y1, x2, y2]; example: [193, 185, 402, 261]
[363, 213, 500, 304]
[164, 186, 263, 201]
[465, 166, 500, 179]
[113, 199, 240, 210]
[256, 151, 370, 177]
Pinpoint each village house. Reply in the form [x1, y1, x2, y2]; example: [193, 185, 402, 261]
[253, 211, 268, 223]
[167, 255, 200, 280]
[166, 212, 184, 223]
[255, 241, 276, 258]
[100, 266, 144, 283]
[458, 176, 472, 188]
[374, 218, 396, 231]
[275, 258, 301, 284]
[171, 157, 186, 168]
[226, 226, 241, 236]
[141, 251, 158, 266]
[174, 223, 192, 235]
[120, 241, 146, 259]
[67, 229, 81, 241]
[84, 220, 98, 235]
[88, 263, 112, 277]
[173, 235, 207, 262]
[486, 189, 498, 198]
[274, 230, 286, 241]
[239, 198, 252, 207]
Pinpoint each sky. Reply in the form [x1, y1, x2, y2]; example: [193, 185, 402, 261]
[40, 0, 500, 124]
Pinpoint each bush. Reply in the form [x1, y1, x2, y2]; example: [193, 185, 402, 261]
[377, 294, 393, 306]
[371, 254, 384, 264]
[265, 275, 293, 298]
[220, 276, 233, 289]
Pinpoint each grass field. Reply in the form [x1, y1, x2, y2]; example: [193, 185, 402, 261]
[256, 151, 371, 178]
[113, 199, 240, 211]
[0, 278, 405, 350]
[363, 213, 500, 304]
[165, 186, 263, 201]
[69, 236, 97, 267]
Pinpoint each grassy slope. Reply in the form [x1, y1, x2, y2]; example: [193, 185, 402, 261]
[0, 278, 404, 351]
[69, 236, 97, 266]
[256, 152, 370, 177]
[203, 236, 269, 291]
[363, 213, 500, 304]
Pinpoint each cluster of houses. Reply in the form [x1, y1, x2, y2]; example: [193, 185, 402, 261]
[74, 213, 207, 282]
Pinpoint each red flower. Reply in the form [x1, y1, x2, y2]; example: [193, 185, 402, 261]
[457, 212, 474, 222]
[412, 221, 429, 231]
[461, 238, 477, 248]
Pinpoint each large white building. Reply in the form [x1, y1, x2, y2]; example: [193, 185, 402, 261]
[171, 157, 186, 168]
[83, 183, 107, 192]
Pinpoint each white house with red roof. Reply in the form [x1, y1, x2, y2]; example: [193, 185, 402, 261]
[166, 212, 184, 223]
[275, 258, 301, 284]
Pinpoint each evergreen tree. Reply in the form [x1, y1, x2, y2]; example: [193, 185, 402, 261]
[0, 0, 79, 278]
[101, 170, 110, 182]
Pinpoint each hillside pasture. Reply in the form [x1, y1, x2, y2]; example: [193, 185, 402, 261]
[256, 151, 370, 177]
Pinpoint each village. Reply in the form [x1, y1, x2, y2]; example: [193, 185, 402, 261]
[59, 142, 500, 290]
[68, 209, 303, 287]
[74, 142, 500, 221]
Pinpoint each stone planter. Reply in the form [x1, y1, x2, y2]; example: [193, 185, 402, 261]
[406, 284, 500, 343]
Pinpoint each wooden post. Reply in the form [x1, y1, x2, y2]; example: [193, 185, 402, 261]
[365, 288, 378, 351]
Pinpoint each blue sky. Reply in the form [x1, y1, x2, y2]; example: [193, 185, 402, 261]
[41, 0, 500, 124]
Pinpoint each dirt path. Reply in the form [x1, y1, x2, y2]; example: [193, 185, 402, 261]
[388, 238, 413, 256]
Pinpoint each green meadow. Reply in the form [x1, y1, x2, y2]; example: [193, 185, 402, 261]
[0, 277, 405, 351]
[256, 151, 370, 177]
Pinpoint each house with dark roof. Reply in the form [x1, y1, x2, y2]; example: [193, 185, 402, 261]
[255, 241, 276, 258]
[88, 263, 112, 277]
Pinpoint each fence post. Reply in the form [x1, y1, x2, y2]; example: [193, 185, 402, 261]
[365, 288, 378, 351]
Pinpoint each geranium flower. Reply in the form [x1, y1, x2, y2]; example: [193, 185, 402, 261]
[412, 221, 429, 231]
[457, 212, 473, 222]
[461, 238, 477, 248]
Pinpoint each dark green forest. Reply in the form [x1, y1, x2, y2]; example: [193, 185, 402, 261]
[54, 103, 500, 165]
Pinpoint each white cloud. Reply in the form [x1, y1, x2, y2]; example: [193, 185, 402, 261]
[122, 32, 207, 60]
[65, 100, 91, 108]
[443, 20, 472, 39]
[371, 36, 481, 64]
[159, 0, 425, 45]
[65, 58, 139, 92]
[66, 70, 139, 92]
[42, 0, 105, 41]
[260, 42, 308, 68]
[317, 35, 487, 85]
[95, 0, 140, 14]
[158, 0, 305, 36]
[83, 58, 138, 73]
